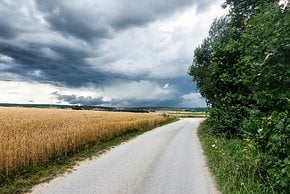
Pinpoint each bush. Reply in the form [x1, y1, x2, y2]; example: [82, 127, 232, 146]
[189, 2, 289, 192]
[243, 111, 290, 193]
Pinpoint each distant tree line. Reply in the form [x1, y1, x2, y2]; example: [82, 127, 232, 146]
[189, 0, 289, 192]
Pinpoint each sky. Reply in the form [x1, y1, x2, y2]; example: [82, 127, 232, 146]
[0, 0, 227, 108]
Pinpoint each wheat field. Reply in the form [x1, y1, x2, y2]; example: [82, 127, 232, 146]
[0, 107, 170, 177]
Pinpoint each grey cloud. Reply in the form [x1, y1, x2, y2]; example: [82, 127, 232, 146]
[195, 0, 215, 11]
[1, 42, 123, 87]
[36, 0, 209, 41]
[109, 86, 183, 107]
[0, 0, 217, 107]
[0, 0, 217, 88]
[37, 0, 112, 42]
[111, 96, 182, 107]
[0, 22, 17, 39]
[110, 0, 193, 29]
[153, 76, 197, 96]
[53, 92, 106, 105]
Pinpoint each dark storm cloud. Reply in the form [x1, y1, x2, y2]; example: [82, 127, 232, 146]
[37, 0, 112, 42]
[0, 0, 219, 107]
[53, 91, 181, 107]
[110, 0, 193, 29]
[0, 0, 215, 87]
[35, 0, 214, 41]
[36, 0, 196, 41]
[0, 22, 17, 39]
[53, 92, 106, 105]
[0, 42, 120, 86]
[160, 76, 197, 94]
[110, 96, 182, 107]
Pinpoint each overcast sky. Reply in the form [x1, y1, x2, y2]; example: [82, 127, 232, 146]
[0, 0, 227, 107]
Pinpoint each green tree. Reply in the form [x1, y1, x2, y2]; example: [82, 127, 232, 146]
[241, 2, 290, 191]
[189, 0, 290, 192]
[241, 2, 290, 111]
[189, 15, 254, 136]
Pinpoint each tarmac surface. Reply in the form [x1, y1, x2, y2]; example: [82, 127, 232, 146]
[31, 118, 219, 194]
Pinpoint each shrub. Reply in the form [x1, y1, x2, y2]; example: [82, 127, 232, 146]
[243, 111, 290, 193]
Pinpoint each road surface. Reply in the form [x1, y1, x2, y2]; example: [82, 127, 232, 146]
[31, 118, 219, 194]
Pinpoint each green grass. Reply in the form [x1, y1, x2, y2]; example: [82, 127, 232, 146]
[0, 118, 177, 194]
[167, 111, 207, 118]
[197, 121, 274, 194]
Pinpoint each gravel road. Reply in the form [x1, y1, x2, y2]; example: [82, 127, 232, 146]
[31, 118, 219, 194]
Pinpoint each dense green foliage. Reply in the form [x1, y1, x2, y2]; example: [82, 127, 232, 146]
[189, 0, 289, 193]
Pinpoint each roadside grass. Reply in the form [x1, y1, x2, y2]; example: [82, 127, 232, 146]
[0, 118, 177, 194]
[197, 121, 274, 194]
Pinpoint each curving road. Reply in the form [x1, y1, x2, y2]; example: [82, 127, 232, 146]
[31, 118, 219, 194]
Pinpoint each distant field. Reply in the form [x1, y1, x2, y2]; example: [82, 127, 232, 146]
[163, 111, 207, 118]
[0, 107, 171, 177]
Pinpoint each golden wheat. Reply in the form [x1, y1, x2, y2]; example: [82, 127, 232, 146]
[0, 107, 169, 177]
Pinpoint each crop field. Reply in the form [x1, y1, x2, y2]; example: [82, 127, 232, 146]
[162, 111, 207, 118]
[0, 107, 171, 177]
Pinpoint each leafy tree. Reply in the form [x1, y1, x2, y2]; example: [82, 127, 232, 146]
[241, 2, 290, 112]
[189, 15, 254, 136]
[189, 0, 289, 192]
[241, 2, 290, 191]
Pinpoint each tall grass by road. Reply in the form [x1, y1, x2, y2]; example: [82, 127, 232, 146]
[198, 121, 274, 194]
[0, 107, 171, 178]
